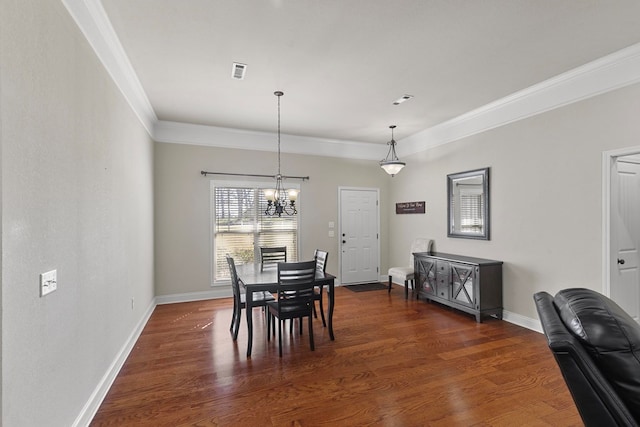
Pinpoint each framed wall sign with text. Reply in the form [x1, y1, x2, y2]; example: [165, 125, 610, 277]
[396, 201, 425, 214]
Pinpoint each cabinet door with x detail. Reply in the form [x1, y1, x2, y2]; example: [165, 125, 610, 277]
[450, 263, 476, 309]
[415, 257, 437, 297]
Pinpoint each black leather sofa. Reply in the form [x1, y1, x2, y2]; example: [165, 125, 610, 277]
[534, 288, 640, 427]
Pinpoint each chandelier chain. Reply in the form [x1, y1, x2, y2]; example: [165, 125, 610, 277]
[277, 92, 281, 176]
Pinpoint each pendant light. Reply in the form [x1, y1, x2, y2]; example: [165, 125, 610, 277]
[264, 91, 298, 217]
[379, 125, 406, 177]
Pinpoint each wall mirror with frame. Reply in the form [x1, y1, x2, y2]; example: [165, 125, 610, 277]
[447, 167, 490, 240]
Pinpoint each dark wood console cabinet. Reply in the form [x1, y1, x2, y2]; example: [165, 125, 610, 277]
[414, 252, 503, 322]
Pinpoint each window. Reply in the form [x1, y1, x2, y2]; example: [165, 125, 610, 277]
[459, 190, 484, 232]
[210, 181, 299, 284]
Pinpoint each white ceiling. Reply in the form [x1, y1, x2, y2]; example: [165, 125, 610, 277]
[71, 1, 640, 155]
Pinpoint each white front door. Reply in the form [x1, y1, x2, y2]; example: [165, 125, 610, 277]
[611, 156, 640, 321]
[339, 188, 379, 284]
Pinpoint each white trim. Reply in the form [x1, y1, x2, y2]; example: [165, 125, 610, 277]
[73, 289, 233, 425]
[72, 298, 156, 427]
[61, 0, 156, 135]
[399, 42, 640, 157]
[155, 288, 232, 305]
[153, 120, 381, 160]
[502, 310, 542, 333]
[602, 145, 640, 298]
[69, 288, 539, 426]
[63, 2, 640, 159]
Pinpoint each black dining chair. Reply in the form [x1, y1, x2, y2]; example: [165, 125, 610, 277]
[260, 246, 287, 271]
[267, 260, 317, 357]
[312, 249, 328, 327]
[226, 255, 274, 340]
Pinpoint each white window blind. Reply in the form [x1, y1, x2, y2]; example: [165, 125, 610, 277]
[211, 181, 299, 284]
[459, 192, 484, 232]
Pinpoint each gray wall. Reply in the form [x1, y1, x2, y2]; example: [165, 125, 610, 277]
[388, 82, 640, 319]
[3, 0, 640, 425]
[154, 141, 391, 296]
[1, 1, 155, 425]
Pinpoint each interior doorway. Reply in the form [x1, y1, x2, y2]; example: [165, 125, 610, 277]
[338, 187, 380, 285]
[604, 147, 640, 322]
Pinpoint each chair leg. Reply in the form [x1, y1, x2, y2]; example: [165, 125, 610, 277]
[230, 303, 236, 332]
[319, 295, 326, 327]
[388, 275, 392, 293]
[232, 307, 241, 341]
[278, 318, 283, 357]
[308, 312, 315, 351]
[404, 279, 409, 300]
[299, 318, 303, 335]
[312, 301, 318, 318]
[267, 312, 271, 341]
[272, 313, 276, 336]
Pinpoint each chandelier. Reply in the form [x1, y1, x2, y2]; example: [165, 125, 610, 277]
[264, 91, 298, 217]
[379, 125, 406, 177]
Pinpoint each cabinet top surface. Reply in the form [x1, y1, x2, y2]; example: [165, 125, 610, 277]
[413, 252, 503, 266]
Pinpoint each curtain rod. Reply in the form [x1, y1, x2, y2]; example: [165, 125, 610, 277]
[200, 171, 310, 181]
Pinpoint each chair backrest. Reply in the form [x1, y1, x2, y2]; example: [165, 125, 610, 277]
[226, 255, 244, 298]
[260, 246, 287, 270]
[409, 238, 433, 266]
[276, 260, 317, 308]
[314, 249, 328, 273]
[534, 290, 639, 427]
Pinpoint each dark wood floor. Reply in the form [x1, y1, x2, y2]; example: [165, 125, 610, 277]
[91, 285, 582, 426]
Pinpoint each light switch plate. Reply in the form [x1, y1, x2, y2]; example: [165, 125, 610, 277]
[40, 269, 57, 297]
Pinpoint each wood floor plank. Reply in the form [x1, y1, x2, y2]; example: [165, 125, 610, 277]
[90, 286, 582, 426]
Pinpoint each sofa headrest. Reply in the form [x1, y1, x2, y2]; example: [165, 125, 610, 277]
[554, 288, 640, 420]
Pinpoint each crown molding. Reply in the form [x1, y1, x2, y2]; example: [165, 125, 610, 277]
[63, 1, 640, 159]
[154, 120, 383, 160]
[398, 42, 640, 157]
[62, 0, 157, 134]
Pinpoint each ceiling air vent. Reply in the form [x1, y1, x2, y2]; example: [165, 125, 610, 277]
[231, 62, 247, 80]
[393, 94, 413, 105]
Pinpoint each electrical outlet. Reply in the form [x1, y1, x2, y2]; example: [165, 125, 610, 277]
[40, 270, 57, 297]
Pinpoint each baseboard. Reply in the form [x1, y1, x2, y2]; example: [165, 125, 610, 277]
[74, 287, 232, 425]
[72, 298, 156, 427]
[73, 286, 541, 426]
[155, 287, 231, 305]
[387, 278, 543, 333]
[502, 309, 542, 333]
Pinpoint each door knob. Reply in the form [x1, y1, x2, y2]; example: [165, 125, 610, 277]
[618, 258, 626, 265]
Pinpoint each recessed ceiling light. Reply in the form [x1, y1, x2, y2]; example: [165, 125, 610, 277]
[393, 94, 413, 105]
[231, 62, 247, 80]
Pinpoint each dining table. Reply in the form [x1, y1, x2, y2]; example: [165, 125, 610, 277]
[236, 263, 336, 357]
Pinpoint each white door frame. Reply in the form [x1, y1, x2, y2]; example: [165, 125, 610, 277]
[337, 186, 381, 285]
[602, 144, 640, 296]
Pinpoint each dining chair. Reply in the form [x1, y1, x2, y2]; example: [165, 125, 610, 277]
[260, 246, 287, 271]
[388, 238, 434, 299]
[266, 260, 317, 357]
[226, 255, 275, 341]
[312, 249, 328, 327]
